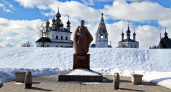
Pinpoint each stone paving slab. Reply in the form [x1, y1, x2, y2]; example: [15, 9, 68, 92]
[0, 75, 171, 92]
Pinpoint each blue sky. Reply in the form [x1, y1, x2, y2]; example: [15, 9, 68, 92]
[0, 0, 170, 48]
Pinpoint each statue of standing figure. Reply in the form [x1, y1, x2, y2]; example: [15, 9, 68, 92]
[73, 20, 93, 54]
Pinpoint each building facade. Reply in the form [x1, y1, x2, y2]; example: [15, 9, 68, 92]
[117, 24, 139, 48]
[36, 8, 73, 47]
[91, 13, 111, 48]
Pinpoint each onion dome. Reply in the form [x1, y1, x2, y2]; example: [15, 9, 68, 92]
[52, 18, 56, 25]
[56, 7, 61, 19]
[133, 32, 136, 36]
[121, 28, 124, 36]
[133, 28, 136, 36]
[67, 18, 71, 27]
[126, 22, 131, 40]
[164, 27, 168, 38]
[46, 20, 50, 25]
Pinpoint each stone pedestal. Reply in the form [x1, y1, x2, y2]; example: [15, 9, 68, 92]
[58, 54, 103, 82]
[15, 72, 26, 83]
[73, 54, 90, 69]
[58, 75, 103, 82]
[131, 74, 143, 85]
[58, 69, 103, 82]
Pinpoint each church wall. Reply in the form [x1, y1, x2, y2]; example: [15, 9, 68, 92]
[51, 31, 72, 43]
[118, 42, 139, 48]
[46, 31, 53, 40]
[118, 42, 128, 47]
[127, 42, 139, 48]
[36, 42, 73, 47]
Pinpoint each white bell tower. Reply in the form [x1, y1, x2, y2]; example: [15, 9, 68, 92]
[95, 13, 109, 48]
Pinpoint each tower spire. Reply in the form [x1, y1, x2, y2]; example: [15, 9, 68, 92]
[66, 16, 71, 31]
[97, 12, 106, 33]
[45, 16, 50, 32]
[128, 22, 130, 30]
[122, 28, 123, 33]
[121, 28, 124, 41]
[110, 41, 111, 47]
[100, 11, 104, 23]
[101, 10, 103, 17]
[56, 7, 61, 19]
[164, 27, 168, 39]
[52, 16, 56, 25]
[133, 27, 136, 41]
[126, 22, 131, 40]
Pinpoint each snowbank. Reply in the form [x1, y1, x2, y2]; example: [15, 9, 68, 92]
[0, 47, 171, 89]
[66, 69, 100, 75]
[0, 68, 69, 82]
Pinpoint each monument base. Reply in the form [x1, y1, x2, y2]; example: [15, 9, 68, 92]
[73, 54, 90, 69]
[58, 69, 103, 82]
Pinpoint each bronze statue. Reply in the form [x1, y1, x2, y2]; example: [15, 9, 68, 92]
[73, 20, 93, 54]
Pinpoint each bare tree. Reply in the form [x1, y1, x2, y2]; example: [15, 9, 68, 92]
[38, 20, 46, 47]
[21, 41, 33, 47]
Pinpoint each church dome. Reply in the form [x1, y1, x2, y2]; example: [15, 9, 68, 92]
[133, 32, 136, 36]
[122, 32, 124, 36]
[56, 7, 61, 19]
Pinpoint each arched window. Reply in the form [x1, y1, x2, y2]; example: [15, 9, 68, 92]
[101, 34, 103, 38]
[56, 36, 58, 39]
[105, 34, 107, 38]
[66, 37, 68, 40]
[61, 36, 63, 40]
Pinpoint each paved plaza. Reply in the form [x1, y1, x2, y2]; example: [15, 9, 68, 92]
[0, 75, 170, 92]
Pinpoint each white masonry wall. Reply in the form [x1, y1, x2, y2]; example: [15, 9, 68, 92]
[95, 33, 108, 48]
[36, 42, 73, 47]
[118, 41, 139, 48]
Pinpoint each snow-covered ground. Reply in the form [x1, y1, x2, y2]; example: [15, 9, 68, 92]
[66, 69, 100, 75]
[0, 47, 171, 89]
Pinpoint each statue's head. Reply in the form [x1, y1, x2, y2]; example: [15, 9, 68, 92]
[80, 20, 85, 27]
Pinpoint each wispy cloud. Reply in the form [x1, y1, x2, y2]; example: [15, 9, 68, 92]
[0, 0, 14, 13]
[81, 0, 94, 6]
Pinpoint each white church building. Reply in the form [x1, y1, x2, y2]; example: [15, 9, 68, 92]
[117, 24, 139, 48]
[91, 13, 111, 48]
[36, 8, 73, 47]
